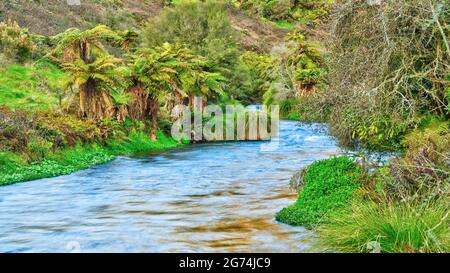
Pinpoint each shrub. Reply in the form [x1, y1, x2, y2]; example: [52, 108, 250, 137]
[143, 0, 239, 67]
[231, 0, 334, 22]
[276, 156, 361, 227]
[0, 20, 35, 62]
[279, 98, 300, 118]
[0, 107, 103, 162]
[239, 51, 274, 103]
[318, 199, 450, 253]
[388, 119, 450, 201]
[304, 0, 450, 148]
[26, 137, 53, 162]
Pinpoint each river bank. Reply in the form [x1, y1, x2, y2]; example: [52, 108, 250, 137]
[0, 120, 341, 252]
[276, 121, 450, 252]
[0, 130, 182, 186]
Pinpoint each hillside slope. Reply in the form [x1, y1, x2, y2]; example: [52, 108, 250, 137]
[0, 0, 287, 52]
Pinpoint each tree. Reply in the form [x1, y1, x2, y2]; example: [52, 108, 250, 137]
[62, 55, 123, 120]
[125, 43, 225, 139]
[50, 25, 122, 63]
[142, 0, 240, 102]
[48, 25, 124, 120]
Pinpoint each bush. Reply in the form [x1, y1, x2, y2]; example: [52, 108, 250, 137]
[0, 20, 35, 62]
[279, 98, 300, 118]
[387, 119, 450, 201]
[239, 51, 274, 103]
[276, 156, 361, 227]
[318, 199, 450, 253]
[304, 0, 450, 148]
[0, 107, 103, 162]
[143, 0, 239, 67]
[231, 0, 334, 22]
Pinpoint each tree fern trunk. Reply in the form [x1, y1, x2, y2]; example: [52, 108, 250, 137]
[127, 82, 149, 120]
[79, 78, 114, 120]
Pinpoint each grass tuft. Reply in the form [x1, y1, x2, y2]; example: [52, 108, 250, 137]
[317, 199, 450, 253]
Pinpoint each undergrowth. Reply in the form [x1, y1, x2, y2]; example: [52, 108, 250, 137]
[0, 131, 180, 186]
[276, 156, 361, 227]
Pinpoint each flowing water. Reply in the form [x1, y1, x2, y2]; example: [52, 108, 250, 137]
[0, 120, 342, 252]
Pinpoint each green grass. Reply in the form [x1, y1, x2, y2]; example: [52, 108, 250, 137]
[318, 199, 450, 253]
[0, 62, 64, 110]
[273, 21, 295, 30]
[287, 111, 300, 121]
[0, 131, 182, 186]
[276, 156, 361, 227]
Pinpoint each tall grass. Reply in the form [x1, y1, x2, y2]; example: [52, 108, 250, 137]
[318, 199, 450, 253]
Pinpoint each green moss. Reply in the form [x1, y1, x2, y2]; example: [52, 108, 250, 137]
[0, 131, 182, 186]
[276, 156, 361, 227]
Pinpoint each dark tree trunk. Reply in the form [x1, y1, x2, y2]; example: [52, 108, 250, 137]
[148, 96, 159, 140]
[127, 82, 149, 120]
[127, 81, 160, 140]
[79, 78, 114, 120]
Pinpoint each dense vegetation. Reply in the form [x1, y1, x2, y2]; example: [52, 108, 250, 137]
[0, 0, 448, 253]
[275, 0, 449, 253]
[230, 0, 334, 23]
[0, 1, 247, 185]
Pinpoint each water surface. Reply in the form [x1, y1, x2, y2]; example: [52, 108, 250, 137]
[0, 121, 341, 252]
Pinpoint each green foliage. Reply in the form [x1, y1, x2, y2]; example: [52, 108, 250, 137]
[0, 20, 35, 63]
[273, 20, 295, 30]
[144, 0, 239, 66]
[304, 0, 450, 149]
[0, 130, 181, 186]
[279, 98, 300, 118]
[231, 0, 334, 22]
[238, 51, 274, 104]
[387, 119, 450, 201]
[291, 0, 334, 23]
[276, 156, 361, 227]
[262, 31, 326, 106]
[143, 0, 251, 103]
[49, 24, 123, 63]
[62, 55, 123, 93]
[127, 43, 225, 102]
[0, 107, 101, 157]
[318, 199, 449, 253]
[341, 109, 409, 150]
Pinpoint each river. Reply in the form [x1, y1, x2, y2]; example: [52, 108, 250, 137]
[0, 120, 341, 252]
